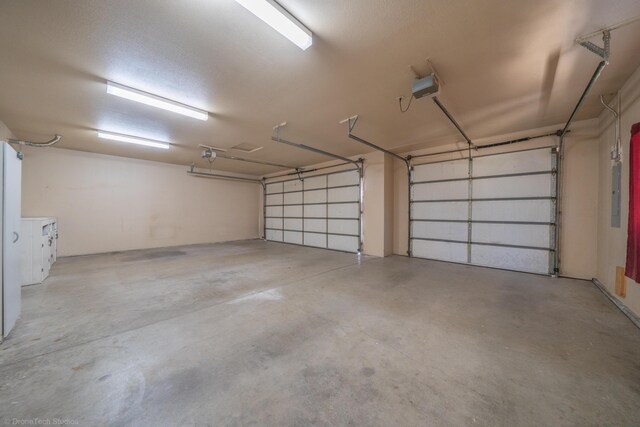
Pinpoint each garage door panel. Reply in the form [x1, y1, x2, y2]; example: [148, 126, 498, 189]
[266, 206, 283, 217]
[412, 180, 468, 200]
[328, 235, 359, 252]
[413, 159, 468, 181]
[305, 189, 326, 204]
[328, 203, 359, 218]
[284, 218, 302, 231]
[304, 219, 326, 233]
[472, 223, 551, 248]
[266, 169, 361, 253]
[328, 170, 359, 186]
[411, 147, 556, 275]
[283, 231, 303, 244]
[473, 174, 553, 198]
[266, 194, 283, 205]
[328, 219, 359, 235]
[266, 229, 283, 242]
[283, 192, 303, 204]
[328, 186, 359, 203]
[473, 199, 553, 222]
[412, 240, 468, 263]
[473, 148, 554, 176]
[284, 205, 302, 217]
[412, 221, 467, 241]
[265, 218, 282, 229]
[266, 182, 283, 194]
[412, 201, 468, 221]
[304, 204, 326, 218]
[304, 232, 326, 248]
[304, 175, 326, 190]
[471, 244, 550, 274]
[283, 180, 303, 192]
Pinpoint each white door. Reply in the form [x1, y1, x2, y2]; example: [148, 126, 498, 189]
[3, 143, 22, 337]
[410, 147, 557, 275]
[265, 169, 362, 253]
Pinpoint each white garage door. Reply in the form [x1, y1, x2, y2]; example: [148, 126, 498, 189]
[264, 169, 362, 253]
[410, 147, 557, 275]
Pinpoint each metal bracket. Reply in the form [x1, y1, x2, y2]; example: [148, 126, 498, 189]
[339, 114, 410, 169]
[426, 58, 444, 86]
[7, 134, 62, 148]
[578, 30, 610, 61]
[409, 58, 445, 86]
[187, 164, 263, 184]
[272, 121, 361, 171]
[6, 134, 62, 160]
[342, 114, 359, 134]
[295, 168, 304, 181]
[272, 122, 288, 142]
[432, 97, 476, 149]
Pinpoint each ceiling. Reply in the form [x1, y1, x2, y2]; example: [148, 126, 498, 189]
[1, 0, 640, 176]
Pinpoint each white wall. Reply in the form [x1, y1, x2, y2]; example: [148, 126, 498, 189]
[21, 147, 261, 256]
[0, 120, 16, 339]
[597, 63, 640, 316]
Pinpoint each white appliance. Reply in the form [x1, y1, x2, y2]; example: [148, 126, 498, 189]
[21, 217, 57, 286]
[1, 142, 22, 339]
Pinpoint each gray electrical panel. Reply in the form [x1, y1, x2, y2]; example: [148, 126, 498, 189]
[612, 162, 621, 228]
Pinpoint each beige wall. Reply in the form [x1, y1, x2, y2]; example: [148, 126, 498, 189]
[361, 151, 397, 257]
[21, 147, 261, 256]
[596, 64, 640, 316]
[361, 152, 385, 256]
[392, 119, 600, 280]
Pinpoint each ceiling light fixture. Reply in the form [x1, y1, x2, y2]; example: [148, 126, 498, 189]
[98, 131, 171, 149]
[233, 0, 312, 50]
[106, 81, 209, 121]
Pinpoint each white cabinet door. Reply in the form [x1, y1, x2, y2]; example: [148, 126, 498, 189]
[3, 144, 22, 337]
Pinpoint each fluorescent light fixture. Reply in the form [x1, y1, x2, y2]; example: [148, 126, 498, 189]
[98, 131, 171, 149]
[233, 0, 312, 50]
[106, 81, 209, 121]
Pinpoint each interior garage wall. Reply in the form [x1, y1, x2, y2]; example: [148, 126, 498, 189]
[21, 147, 261, 256]
[597, 63, 640, 316]
[361, 151, 395, 257]
[392, 118, 600, 280]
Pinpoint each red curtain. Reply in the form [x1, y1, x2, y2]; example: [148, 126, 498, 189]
[625, 123, 640, 282]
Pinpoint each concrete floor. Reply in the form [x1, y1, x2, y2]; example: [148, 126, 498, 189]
[1, 240, 639, 426]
